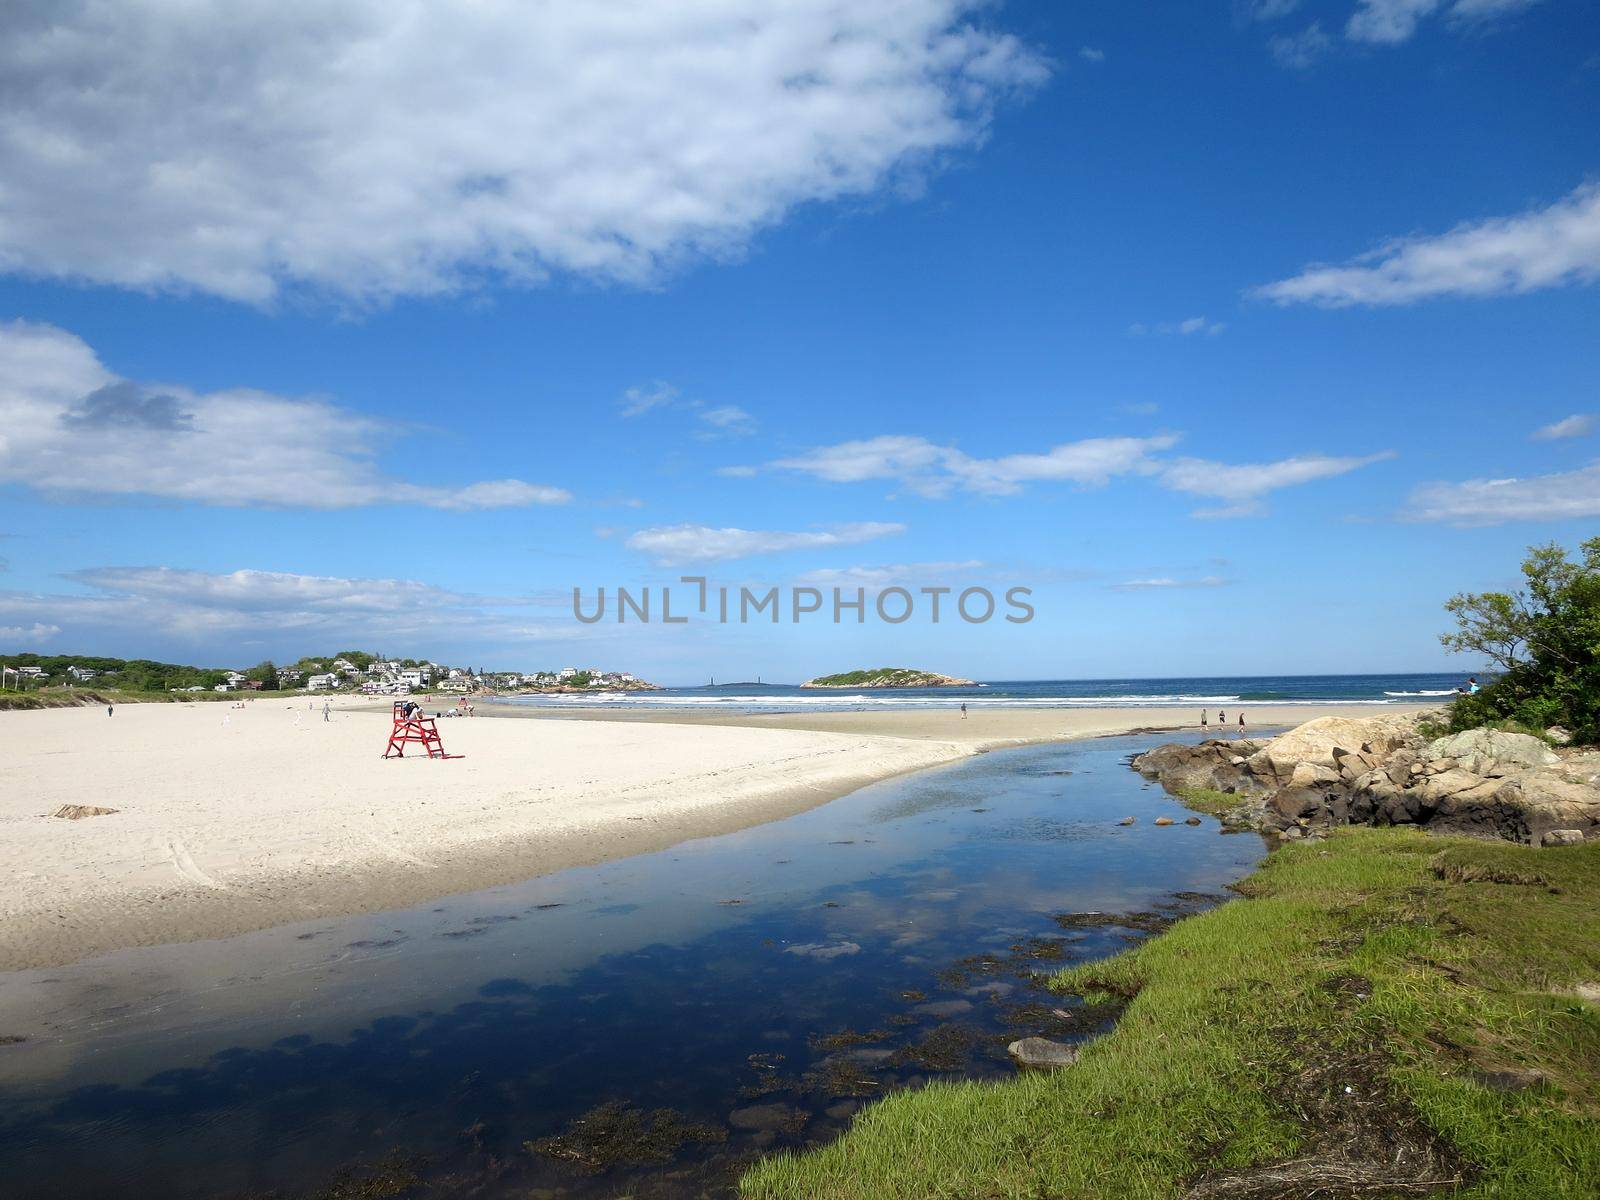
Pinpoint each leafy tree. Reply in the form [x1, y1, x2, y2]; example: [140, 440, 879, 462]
[1441, 537, 1600, 743]
[248, 660, 279, 688]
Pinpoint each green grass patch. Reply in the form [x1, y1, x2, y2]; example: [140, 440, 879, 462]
[741, 829, 1600, 1199]
[1173, 786, 1244, 817]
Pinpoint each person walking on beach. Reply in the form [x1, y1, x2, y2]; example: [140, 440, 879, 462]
[960, 702, 967, 720]
[1238, 711, 1246, 737]
[1218, 709, 1226, 726]
[322, 700, 330, 723]
[1200, 709, 1208, 733]
[107, 704, 113, 717]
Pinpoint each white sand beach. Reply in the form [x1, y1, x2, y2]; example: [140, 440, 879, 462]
[1, 699, 1434, 971]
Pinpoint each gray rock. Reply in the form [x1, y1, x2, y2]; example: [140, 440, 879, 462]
[1184, 816, 1203, 826]
[1117, 816, 1136, 826]
[1545, 726, 1573, 746]
[1426, 729, 1559, 774]
[1541, 828, 1585, 847]
[1007, 1037, 1079, 1069]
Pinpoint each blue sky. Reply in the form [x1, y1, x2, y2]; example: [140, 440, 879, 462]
[1, 0, 1596, 683]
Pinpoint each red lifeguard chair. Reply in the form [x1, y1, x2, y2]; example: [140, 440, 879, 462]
[384, 701, 459, 759]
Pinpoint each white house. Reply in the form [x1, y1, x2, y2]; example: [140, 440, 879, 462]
[307, 673, 339, 691]
[557, 667, 577, 680]
[67, 665, 98, 681]
[399, 669, 426, 689]
[16, 666, 45, 678]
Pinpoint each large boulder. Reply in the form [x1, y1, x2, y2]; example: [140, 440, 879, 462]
[1130, 741, 1269, 797]
[1248, 714, 1421, 783]
[1425, 730, 1558, 775]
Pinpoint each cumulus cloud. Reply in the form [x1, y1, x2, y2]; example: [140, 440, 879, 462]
[1531, 414, 1596, 441]
[1158, 451, 1395, 517]
[1346, 0, 1445, 43]
[1253, 183, 1600, 306]
[1408, 465, 1600, 524]
[1239, 0, 1303, 19]
[0, 1, 1048, 305]
[0, 567, 593, 656]
[625, 521, 904, 565]
[771, 433, 1178, 497]
[1079, 47, 1106, 62]
[0, 320, 569, 509]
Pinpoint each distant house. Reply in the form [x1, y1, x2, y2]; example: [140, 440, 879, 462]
[16, 666, 45, 678]
[437, 679, 471, 694]
[399, 669, 426, 689]
[277, 668, 303, 685]
[307, 673, 339, 691]
[66, 665, 98, 681]
[557, 667, 577, 680]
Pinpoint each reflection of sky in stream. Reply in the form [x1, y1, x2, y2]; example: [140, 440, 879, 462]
[0, 734, 1267, 1199]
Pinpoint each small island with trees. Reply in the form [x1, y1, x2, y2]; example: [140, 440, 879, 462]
[801, 667, 976, 689]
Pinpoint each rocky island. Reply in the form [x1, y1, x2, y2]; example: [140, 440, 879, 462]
[801, 667, 976, 689]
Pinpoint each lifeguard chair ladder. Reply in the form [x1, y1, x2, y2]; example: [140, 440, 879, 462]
[384, 701, 456, 759]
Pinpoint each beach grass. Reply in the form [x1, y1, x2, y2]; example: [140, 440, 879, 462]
[741, 827, 1600, 1199]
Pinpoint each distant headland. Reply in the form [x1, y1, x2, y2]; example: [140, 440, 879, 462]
[801, 667, 976, 689]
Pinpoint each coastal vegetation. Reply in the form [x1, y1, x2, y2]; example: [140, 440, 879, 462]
[802, 667, 975, 689]
[1440, 537, 1599, 745]
[744, 825, 1600, 1199]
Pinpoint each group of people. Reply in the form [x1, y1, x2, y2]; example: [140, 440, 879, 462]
[1201, 708, 1246, 737]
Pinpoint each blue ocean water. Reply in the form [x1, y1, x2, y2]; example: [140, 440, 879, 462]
[496, 672, 1467, 713]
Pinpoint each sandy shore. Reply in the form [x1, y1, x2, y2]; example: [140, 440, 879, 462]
[1, 700, 1433, 971]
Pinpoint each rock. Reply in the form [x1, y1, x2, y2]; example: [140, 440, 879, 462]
[1426, 729, 1559, 774]
[1417, 769, 1493, 804]
[1153, 816, 1175, 827]
[51, 804, 118, 819]
[1541, 829, 1585, 847]
[1117, 817, 1136, 826]
[1289, 762, 1341, 789]
[1130, 742, 1267, 797]
[1248, 715, 1421, 782]
[1545, 726, 1573, 746]
[1281, 826, 1305, 840]
[1007, 1037, 1079, 1069]
[1469, 1068, 1548, 1093]
[1271, 788, 1324, 820]
[1184, 816, 1203, 826]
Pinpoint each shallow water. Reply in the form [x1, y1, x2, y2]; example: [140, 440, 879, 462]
[0, 733, 1266, 1199]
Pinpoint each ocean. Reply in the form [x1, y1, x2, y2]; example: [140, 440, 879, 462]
[494, 672, 1467, 713]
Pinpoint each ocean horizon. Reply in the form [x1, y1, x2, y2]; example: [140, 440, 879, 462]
[493, 671, 1468, 712]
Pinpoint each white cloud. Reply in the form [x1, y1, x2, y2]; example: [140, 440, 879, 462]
[1408, 465, 1600, 524]
[1113, 576, 1228, 590]
[0, 567, 595, 656]
[697, 405, 757, 436]
[717, 464, 761, 478]
[1346, 0, 1443, 43]
[1240, 0, 1303, 19]
[625, 521, 904, 565]
[619, 383, 680, 418]
[0, 622, 61, 643]
[1531, 414, 1596, 441]
[1159, 451, 1395, 517]
[0, 320, 568, 510]
[1254, 183, 1600, 307]
[1130, 316, 1226, 336]
[772, 433, 1178, 497]
[794, 560, 987, 588]
[1270, 22, 1334, 68]
[618, 382, 756, 437]
[1446, 0, 1544, 27]
[0, 1, 1048, 305]
[1079, 47, 1106, 62]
